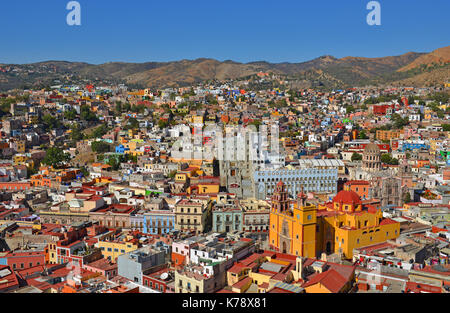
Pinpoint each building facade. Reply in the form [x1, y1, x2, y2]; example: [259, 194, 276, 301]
[174, 198, 211, 234]
[269, 182, 402, 259]
[254, 167, 338, 200]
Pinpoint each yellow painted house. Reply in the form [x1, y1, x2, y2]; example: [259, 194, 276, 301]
[188, 183, 220, 195]
[47, 243, 58, 264]
[316, 192, 400, 259]
[97, 237, 139, 263]
[269, 182, 317, 258]
[269, 182, 400, 260]
[191, 115, 204, 124]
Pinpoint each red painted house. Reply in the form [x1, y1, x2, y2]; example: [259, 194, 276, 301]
[142, 267, 175, 293]
[2, 250, 46, 271]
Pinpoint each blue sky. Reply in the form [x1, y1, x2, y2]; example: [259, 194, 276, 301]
[0, 0, 448, 64]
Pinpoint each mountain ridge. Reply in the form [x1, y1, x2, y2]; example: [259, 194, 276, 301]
[0, 46, 448, 91]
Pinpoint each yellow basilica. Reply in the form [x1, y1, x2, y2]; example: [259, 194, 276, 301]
[269, 181, 400, 259]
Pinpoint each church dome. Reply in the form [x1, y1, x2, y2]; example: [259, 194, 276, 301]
[362, 142, 381, 172]
[364, 143, 380, 155]
[333, 190, 361, 205]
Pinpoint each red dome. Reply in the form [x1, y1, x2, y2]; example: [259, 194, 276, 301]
[333, 190, 361, 205]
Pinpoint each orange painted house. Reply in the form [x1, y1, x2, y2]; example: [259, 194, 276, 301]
[343, 180, 370, 200]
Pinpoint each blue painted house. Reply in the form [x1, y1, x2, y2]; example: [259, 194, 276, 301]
[143, 211, 175, 235]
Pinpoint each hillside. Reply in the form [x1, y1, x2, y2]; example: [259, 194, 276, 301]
[398, 46, 450, 72]
[0, 46, 448, 91]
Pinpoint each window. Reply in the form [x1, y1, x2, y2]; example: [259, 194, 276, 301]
[107, 248, 112, 252]
[307, 215, 312, 220]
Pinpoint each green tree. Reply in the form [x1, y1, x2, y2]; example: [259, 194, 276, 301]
[381, 153, 392, 164]
[351, 153, 363, 161]
[70, 124, 85, 141]
[125, 117, 140, 130]
[115, 101, 122, 114]
[403, 192, 412, 203]
[123, 102, 131, 112]
[158, 119, 169, 129]
[64, 109, 77, 120]
[91, 124, 109, 138]
[42, 114, 61, 131]
[431, 92, 449, 104]
[80, 166, 90, 179]
[80, 105, 98, 122]
[91, 141, 110, 154]
[346, 105, 356, 114]
[390, 113, 409, 129]
[358, 130, 368, 139]
[107, 156, 120, 171]
[42, 147, 70, 168]
[381, 153, 399, 165]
